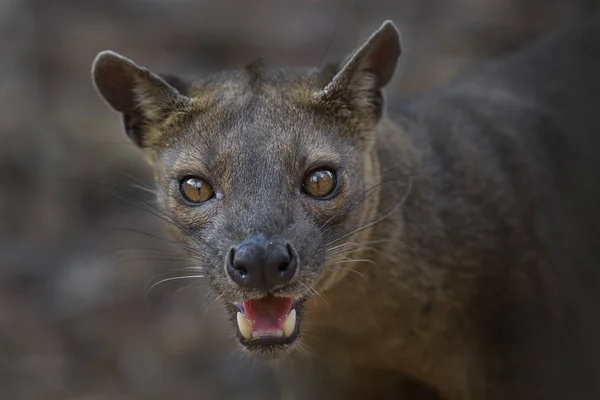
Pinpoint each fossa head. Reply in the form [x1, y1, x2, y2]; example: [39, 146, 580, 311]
[92, 21, 401, 357]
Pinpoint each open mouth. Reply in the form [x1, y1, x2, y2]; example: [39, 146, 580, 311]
[234, 296, 303, 348]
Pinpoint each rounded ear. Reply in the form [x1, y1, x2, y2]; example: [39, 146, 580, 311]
[91, 50, 189, 147]
[319, 21, 402, 117]
[92, 51, 141, 114]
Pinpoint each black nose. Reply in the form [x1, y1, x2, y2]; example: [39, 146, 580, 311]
[227, 235, 297, 291]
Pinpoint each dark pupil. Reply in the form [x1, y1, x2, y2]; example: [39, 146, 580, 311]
[310, 171, 332, 194]
[185, 179, 205, 200]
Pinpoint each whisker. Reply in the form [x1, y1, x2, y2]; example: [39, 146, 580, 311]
[117, 256, 200, 264]
[116, 171, 154, 188]
[326, 258, 375, 266]
[108, 227, 205, 257]
[326, 238, 394, 253]
[325, 240, 383, 258]
[146, 274, 206, 293]
[283, 351, 295, 373]
[318, 176, 411, 235]
[325, 245, 393, 261]
[309, 0, 344, 87]
[203, 290, 228, 320]
[299, 281, 329, 308]
[326, 245, 379, 258]
[225, 347, 244, 367]
[87, 180, 217, 254]
[130, 183, 159, 196]
[151, 268, 205, 281]
[84, 246, 189, 266]
[294, 340, 313, 358]
[110, 185, 205, 237]
[322, 176, 412, 249]
[321, 267, 367, 282]
[318, 180, 385, 234]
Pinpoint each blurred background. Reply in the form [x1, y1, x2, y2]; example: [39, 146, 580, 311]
[1, 0, 599, 399]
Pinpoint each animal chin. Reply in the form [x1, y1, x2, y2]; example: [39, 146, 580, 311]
[233, 295, 304, 355]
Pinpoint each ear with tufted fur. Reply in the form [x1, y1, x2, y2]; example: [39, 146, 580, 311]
[319, 20, 401, 120]
[91, 50, 190, 147]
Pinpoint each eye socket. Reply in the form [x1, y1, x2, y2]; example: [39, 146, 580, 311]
[303, 168, 337, 199]
[179, 177, 214, 204]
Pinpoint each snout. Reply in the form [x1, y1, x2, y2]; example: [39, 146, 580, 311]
[226, 235, 298, 292]
[225, 235, 306, 354]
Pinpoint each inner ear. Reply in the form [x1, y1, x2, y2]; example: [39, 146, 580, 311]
[158, 73, 190, 96]
[92, 51, 142, 114]
[359, 23, 401, 89]
[92, 50, 189, 147]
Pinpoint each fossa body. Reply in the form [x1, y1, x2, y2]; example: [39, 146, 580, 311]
[92, 15, 600, 400]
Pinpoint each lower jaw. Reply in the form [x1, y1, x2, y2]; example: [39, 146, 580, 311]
[239, 338, 300, 359]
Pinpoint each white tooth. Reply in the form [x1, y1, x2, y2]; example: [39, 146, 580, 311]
[283, 309, 297, 337]
[236, 312, 253, 340]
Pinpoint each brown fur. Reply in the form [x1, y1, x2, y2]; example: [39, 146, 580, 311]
[91, 17, 600, 400]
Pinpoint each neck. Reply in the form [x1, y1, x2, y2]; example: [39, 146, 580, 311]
[300, 115, 474, 396]
[304, 115, 426, 328]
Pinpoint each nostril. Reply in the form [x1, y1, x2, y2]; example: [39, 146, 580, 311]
[236, 264, 248, 278]
[278, 243, 295, 273]
[278, 260, 289, 273]
[229, 249, 247, 276]
[227, 248, 248, 282]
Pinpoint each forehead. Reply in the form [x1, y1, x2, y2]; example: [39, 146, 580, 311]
[165, 64, 346, 173]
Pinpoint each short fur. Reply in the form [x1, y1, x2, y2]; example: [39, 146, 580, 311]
[91, 16, 600, 400]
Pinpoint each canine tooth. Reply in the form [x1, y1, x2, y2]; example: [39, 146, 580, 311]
[236, 312, 253, 340]
[283, 309, 297, 337]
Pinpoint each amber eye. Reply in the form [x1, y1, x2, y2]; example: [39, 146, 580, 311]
[179, 177, 214, 204]
[303, 168, 337, 199]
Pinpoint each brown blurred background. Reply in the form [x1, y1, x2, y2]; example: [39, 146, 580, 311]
[1, 0, 599, 399]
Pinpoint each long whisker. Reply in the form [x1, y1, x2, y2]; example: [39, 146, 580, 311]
[203, 290, 228, 319]
[323, 207, 396, 250]
[309, 0, 344, 87]
[116, 170, 154, 188]
[151, 267, 205, 281]
[318, 179, 390, 234]
[130, 183, 159, 196]
[318, 176, 412, 235]
[93, 181, 211, 250]
[117, 257, 200, 264]
[108, 227, 205, 257]
[321, 266, 367, 282]
[84, 246, 189, 266]
[326, 247, 381, 260]
[89, 181, 215, 252]
[299, 281, 329, 307]
[146, 274, 206, 293]
[325, 240, 395, 259]
[326, 238, 394, 253]
[326, 258, 375, 266]
[321, 176, 412, 249]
